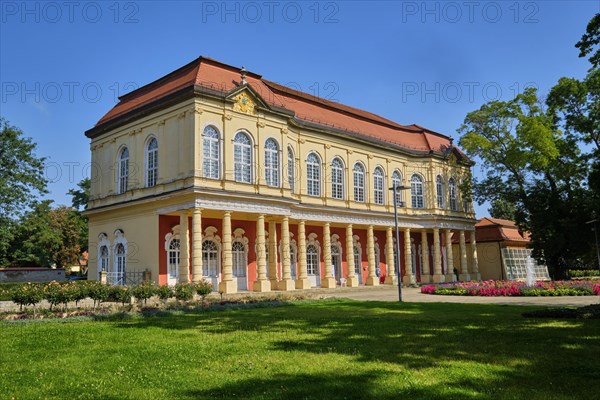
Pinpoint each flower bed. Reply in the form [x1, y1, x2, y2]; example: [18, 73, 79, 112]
[421, 280, 600, 297]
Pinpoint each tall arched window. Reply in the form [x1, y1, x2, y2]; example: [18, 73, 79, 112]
[203, 125, 220, 179]
[306, 152, 321, 196]
[287, 146, 295, 193]
[99, 246, 109, 273]
[353, 245, 362, 276]
[202, 240, 219, 277]
[264, 138, 279, 187]
[331, 157, 344, 200]
[392, 170, 403, 206]
[373, 167, 385, 205]
[232, 241, 247, 277]
[167, 238, 180, 284]
[117, 147, 129, 194]
[353, 162, 365, 202]
[146, 138, 158, 187]
[449, 177, 458, 211]
[306, 244, 319, 275]
[234, 131, 252, 183]
[114, 243, 126, 285]
[436, 175, 445, 208]
[411, 174, 425, 209]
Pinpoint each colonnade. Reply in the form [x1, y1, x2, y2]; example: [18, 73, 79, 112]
[175, 209, 480, 294]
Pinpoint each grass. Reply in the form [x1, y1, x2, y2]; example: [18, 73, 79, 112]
[1, 299, 599, 400]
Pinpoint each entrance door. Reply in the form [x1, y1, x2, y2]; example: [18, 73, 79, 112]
[331, 244, 342, 284]
[307, 244, 321, 287]
[167, 238, 180, 286]
[354, 245, 363, 284]
[232, 241, 247, 290]
[202, 240, 220, 291]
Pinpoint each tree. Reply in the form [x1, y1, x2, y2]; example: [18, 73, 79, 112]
[0, 118, 48, 267]
[67, 178, 90, 211]
[576, 13, 600, 69]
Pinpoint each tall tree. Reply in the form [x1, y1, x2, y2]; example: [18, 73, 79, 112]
[0, 118, 47, 267]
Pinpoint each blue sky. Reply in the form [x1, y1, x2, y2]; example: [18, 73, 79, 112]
[1, 1, 598, 216]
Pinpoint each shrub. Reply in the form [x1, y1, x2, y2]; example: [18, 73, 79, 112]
[192, 280, 213, 301]
[87, 281, 111, 310]
[43, 281, 68, 310]
[11, 283, 43, 312]
[109, 286, 131, 306]
[131, 282, 157, 305]
[156, 285, 174, 303]
[569, 269, 600, 278]
[174, 283, 194, 302]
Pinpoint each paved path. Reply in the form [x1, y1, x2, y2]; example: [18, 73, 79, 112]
[2, 285, 598, 312]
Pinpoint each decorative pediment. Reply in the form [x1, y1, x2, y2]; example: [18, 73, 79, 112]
[227, 85, 269, 115]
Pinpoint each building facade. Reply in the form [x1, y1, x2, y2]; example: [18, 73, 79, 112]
[85, 56, 480, 293]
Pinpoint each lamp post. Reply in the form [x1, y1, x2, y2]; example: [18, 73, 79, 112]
[586, 219, 600, 275]
[389, 184, 410, 302]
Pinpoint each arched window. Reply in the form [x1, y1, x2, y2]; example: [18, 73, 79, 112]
[331, 157, 344, 200]
[373, 167, 385, 205]
[436, 175, 445, 208]
[167, 238, 180, 283]
[145, 138, 158, 187]
[203, 126, 220, 179]
[202, 240, 219, 277]
[232, 241, 247, 277]
[449, 178, 458, 211]
[264, 138, 279, 187]
[290, 244, 297, 277]
[306, 152, 321, 196]
[306, 244, 319, 275]
[353, 245, 362, 276]
[99, 246, 109, 273]
[353, 162, 365, 202]
[117, 147, 129, 194]
[234, 131, 253, 183]
[114, 243, 126, 285]
[287, 146, 295, 193]
[411, 174, 425, 209]
[391, 170, 403, 206]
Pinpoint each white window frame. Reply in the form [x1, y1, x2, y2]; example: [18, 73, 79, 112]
[353, 162, 365, 202]
[264, 138, 280, 187]
[234, 131, 253, 184]
[117, 147, 129, 194]
[411, 174, 425, 209]
[287, 146, 295, 193]
[145, 137, 158, 188]
[391, 170, 403, 206]
[449, 177, 458, 211]
[306, 152, 321, 197]
[373, 166, 385, 205]
[203, 125, 220, 180]
[436, 175, 445, 208]
[331, 157, 344, 200]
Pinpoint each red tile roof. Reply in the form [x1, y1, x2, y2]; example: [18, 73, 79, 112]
[92, 56, 467, 157]
[474, 218, 530, 243]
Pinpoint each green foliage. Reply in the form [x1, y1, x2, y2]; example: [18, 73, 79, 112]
[173, 283, 194, 302]
[67, 178, 90, 211]
[108, 286, 131, 306]
[43, 281, 68, 310]
[10, 283, 43, 310]
[576, 13, 600, 68]
[156, 285, 174, 302]
[192, 280, 213, 301]
[86, 281, 110, 309]
[0, 118, 48, 267]
[131, 281, 157, 305]
[569, 269, 600, 278]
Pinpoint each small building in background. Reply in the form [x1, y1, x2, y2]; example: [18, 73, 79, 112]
[455, 218, 550, 281]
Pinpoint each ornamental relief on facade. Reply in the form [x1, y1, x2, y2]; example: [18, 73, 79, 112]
[233, 92, 256, 115]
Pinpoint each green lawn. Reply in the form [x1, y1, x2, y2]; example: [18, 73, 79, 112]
[1, 300, 599, 399]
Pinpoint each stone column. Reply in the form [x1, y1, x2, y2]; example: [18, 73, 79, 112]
[268, 220, 278, 288]
[218, 211, 237, 294]
[365, 225, 379, 286]
[345, 224, 359, 287]
[384, 226, 397, 285]
[420, 230, 431, 283]
[445, 229, 455, 282]
[470, 230, 481, 280]
[179, 211, 190, 283]
[295, 220, 311, 289]
[403, 228, 415, 285]
[459, 230, 470, 281]
[432, 228, 444, 283]
[191, 208, 203, 283]
[279, 216, 295, 290]
[322, 222, 336, 288]
[253, 214, 270, 292]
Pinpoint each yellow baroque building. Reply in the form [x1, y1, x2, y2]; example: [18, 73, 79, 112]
[85, 56, 481, 293]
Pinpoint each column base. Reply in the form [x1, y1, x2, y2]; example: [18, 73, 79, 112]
[403, 274, 416, 285]
[218, 280, 238, 294]
[269, 279, 279, 288]
[346, 276, 360, 287]
[432, 274, 445, 283]
[365, 276, 379, 286]
[384, 275, 397, 285]
[445, 273, 455, 282]
[419, 274, 432, 283]
[471, 273, 481, 281]
[277, 279, 295, 291]
[295, 278, 311, 290]
[253, 280, 271, 292]
[321, 277, 337, 288]
[459, 273, 471, 282]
